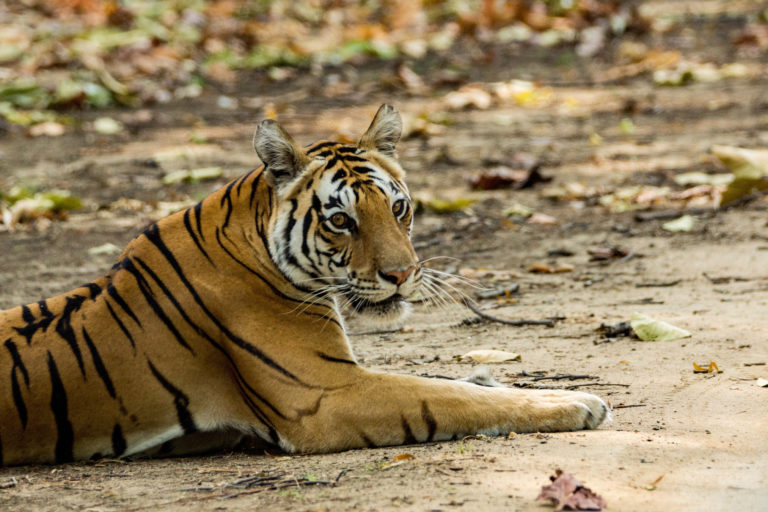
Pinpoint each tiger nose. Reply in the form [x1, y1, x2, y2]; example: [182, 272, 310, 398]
[379, 265, 417, 286]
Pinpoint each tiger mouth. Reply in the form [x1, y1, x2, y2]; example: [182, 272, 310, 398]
[345, 292, 405, 313]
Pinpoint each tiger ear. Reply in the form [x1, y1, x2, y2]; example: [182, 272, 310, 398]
[358, 104, 402, 158]
[253, 119, 311, 190]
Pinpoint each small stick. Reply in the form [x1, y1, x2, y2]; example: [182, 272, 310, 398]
[613, 404, 647, 409]
[566, 383, 630, 389]
[531, 373, 596, 382]
[635, 280, 681, 288]
[348, 328, 403, 336]
[462, 299, 564, 327]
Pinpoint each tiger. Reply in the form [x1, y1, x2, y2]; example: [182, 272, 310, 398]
[0, 104, 608, 466]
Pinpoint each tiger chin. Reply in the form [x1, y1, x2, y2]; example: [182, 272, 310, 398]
[0, 104, 608, 467]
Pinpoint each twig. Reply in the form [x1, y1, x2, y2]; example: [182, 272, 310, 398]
[634, 189, 768, 222]
[348, 328, 403, 336]
[462, 299, 564, 327]
[531, 373, 596, 382]
[334, 468, 350, 484]
[613, 404, 647, 409]
[635, 280, 681, 288]
[565, 382, 630, 389]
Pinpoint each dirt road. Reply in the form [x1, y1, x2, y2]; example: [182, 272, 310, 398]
[2, 3, 768, 510]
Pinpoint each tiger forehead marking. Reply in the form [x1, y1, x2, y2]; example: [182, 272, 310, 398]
[308, 144, 410, 223]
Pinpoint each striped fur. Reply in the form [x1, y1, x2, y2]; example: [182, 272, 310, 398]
[0, 105, 608, 466]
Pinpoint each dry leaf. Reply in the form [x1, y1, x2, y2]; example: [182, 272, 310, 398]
[631, 313, 691, 342]
[527, 213, 558, 225]
[693, 361, 720, 374]
[712, 145, 768, 205]
[756, 378, 768, 387]
[444, 85, 492, 110]
[393, 453, 415, 462]
[645, 474, 665, 491]
[662, 214, 696, 232]
[528, 262, 574, 274]
[459, 349, 521, 363]
[537, 469, 607, 511]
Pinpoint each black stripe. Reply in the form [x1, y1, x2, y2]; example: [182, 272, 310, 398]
[402, 417, 417, 445]
[107, 283, 142, 327]
[421, 402, 437, 442]
[341, 154, 368, 162]
[305, 141, 339, 152]
[112, 424, 127, 457]
[317, 352, 357, 365]
[144, 223, 315, 386]
[183, 209, 215, 266]
[147, 359, 197, 434]
[5, 339, 29, 429]
[248, 169, 263, 209]
[132, 257, 288, 422]
[82, 283, 102, 301]
[81, 327, 116, 398]
[220, 180, 237, 230]
[54, 295, 87, 377]
[21, 305, 33, 323]
[14, 301, 55, 345]
[193, 201, 206, 241]
[48, 352, 74, 463]
[105, 300, 136, 349]
[120, 259, 194, 353]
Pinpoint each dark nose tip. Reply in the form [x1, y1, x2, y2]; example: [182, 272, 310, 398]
[380, 265, 417, 286]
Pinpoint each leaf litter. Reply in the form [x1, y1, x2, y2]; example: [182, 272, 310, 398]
[537, 469, 607, 511]
[630, 313, 691, 342]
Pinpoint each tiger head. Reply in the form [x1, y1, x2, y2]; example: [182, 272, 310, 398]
[253, 105, 421, 325]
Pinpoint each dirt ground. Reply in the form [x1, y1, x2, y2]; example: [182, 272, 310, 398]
[2, 3, 768, 511]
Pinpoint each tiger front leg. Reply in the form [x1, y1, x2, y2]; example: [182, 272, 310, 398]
[277, 371, 609, 453]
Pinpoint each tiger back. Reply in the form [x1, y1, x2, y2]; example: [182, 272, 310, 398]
[0, 105, 608, 466]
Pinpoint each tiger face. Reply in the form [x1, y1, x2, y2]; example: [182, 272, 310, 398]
[254, 105, 421, 324]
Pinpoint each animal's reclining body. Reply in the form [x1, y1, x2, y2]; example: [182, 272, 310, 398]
[0, 105, 608, 466]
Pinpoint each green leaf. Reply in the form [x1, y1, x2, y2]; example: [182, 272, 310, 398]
[630, 313, 691, 342]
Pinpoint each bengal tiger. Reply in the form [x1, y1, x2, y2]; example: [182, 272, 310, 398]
[0, 105, 608, 466]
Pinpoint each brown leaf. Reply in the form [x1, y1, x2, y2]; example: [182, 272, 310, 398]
[587, 245, 631, 261]
[468, 165, 549, 191]
[537, 469, 607, 511]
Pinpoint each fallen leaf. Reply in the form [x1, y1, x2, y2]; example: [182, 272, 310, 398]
[693, 361, 720, 374]
[92, 117, 123, 134]
[537, 469, 607, 511]
[588, 245, 631, 260]
[29, 121, 65, 137]
[87, 243, 121, 256]
[468, 166, 548, 191]
[756, 378, 768, 387]
[645, 474, 665, 491]
[528, 262, 574, 274]
[459, 349, 521, 363]
[673, 172, 733, 187]
[444, 85, 492, 110]
[162, 167, 223, 185]
[418, 197, 477, 214]
[527, 213, 558, 225]
[712, 145, 768, 205]
[631, 312, 691, 342]
[662, 214, 696, 232]
[503, 202, 534, 218]
[393, 453, 415, 462]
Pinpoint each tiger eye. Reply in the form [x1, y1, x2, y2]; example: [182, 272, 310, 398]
[392, 199, 406, 216]
[330, 212, 349, 228]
